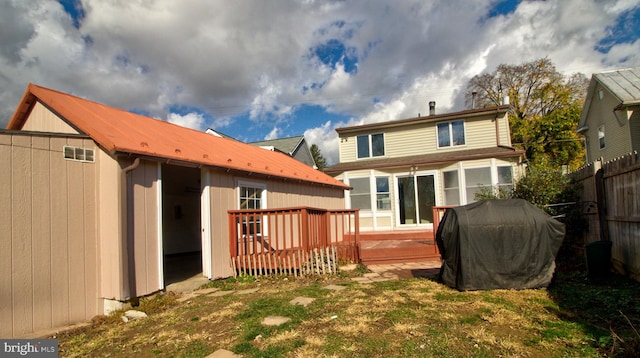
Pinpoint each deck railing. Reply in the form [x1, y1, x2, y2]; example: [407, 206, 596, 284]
[432, 206, 456, 234]
[228, 207, 359, 275]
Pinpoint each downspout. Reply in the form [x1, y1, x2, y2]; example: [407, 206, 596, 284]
[121, 157, 140, 302]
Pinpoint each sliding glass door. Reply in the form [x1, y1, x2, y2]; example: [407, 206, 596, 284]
[397, 174, 436, 226]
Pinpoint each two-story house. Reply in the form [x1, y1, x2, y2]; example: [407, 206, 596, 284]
[325, 103, 525, 234]
[577, 67, 640, 163]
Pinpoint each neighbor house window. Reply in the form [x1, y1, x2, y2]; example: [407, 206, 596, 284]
[443, 170, 460, 205]
[497, 166, 514, 193]
[437, 120, 465, 148]
[63, 145, 95, 162]
[357, 133, 385, 158]
[376, 177, 391, 210]
[349, 177, 372, 210]
[598, 125, 605, 149]
[465, 167, 491, 203]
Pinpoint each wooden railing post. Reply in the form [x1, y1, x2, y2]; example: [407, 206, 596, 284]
[301, 208, 309, 252]
[229, 211, 238, 258]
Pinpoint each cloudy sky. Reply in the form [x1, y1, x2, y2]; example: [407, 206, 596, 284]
[1, 0, 639, 164]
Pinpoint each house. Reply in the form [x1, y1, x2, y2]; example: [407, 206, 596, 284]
[248, 135, 317, 168]
[577, 67, 640, 163]
[325, 102, 525, 234]
[1, 83, 348, 338]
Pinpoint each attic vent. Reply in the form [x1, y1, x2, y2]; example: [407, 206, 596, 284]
[63, 146, 95, 163]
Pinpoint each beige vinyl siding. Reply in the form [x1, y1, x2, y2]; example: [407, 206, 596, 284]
[497, 113, 512, 146]
[21, 102, 80, 134]
[0, 132, 100, 338]
[339, 113, 505, 163]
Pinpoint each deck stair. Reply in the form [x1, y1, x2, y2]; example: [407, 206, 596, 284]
[358, 230, 441, 265]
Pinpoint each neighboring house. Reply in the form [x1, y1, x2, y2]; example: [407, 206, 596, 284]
[1, 84, 348, 338]
[577, 67, 640, 163]
[325, 103, 525, 232]
[248, 135, 317, 168]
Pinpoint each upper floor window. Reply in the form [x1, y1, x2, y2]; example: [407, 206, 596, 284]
[437, 120, 465, 148]
[357, 133, 385, 159]
[598, 125, 605, 149]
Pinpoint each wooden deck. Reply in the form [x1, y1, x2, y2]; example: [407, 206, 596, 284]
[357, 230, 440, 265]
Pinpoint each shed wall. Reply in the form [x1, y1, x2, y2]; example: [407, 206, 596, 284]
[21, 102, 80, 134]
[0, 132, 101, 338]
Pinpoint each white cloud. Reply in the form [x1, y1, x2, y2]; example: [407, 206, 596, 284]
[167, 112, 205, 130]
[264, 127, 281, 140]
[1, 0, 639, 162]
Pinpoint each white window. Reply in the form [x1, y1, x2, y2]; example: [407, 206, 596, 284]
[357, 133, 385, 159]
[63, 146, 95, 162]
[464, 167, 491, 203]
[238, 182, 267, 236]
[349, 177, 371, 210]
[443, 170, 460, 205]
[437, 120, 465, 148]
[376, 177, 391, 210]
[497, 166, 514, 192]
[598, 125, 605, 149]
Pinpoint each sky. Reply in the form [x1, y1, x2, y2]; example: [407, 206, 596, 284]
[1, 0, 639, 165]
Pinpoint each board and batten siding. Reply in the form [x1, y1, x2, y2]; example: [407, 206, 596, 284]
[0, 132, 101, 338]
[204, 168, 346, 278]
[128, 160, 162, 297]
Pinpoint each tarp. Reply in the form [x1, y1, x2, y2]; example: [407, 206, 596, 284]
[436, 199, 565, 291]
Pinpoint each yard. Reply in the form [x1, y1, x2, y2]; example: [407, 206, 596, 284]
[53, 261, 640, 358]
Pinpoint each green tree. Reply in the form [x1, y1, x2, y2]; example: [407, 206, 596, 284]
[310, 144, 327, 170]
[465, 58, 588, 169]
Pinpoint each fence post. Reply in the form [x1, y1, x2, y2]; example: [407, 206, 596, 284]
[594, 160, 609, 241]
[229, 212, 238, 258]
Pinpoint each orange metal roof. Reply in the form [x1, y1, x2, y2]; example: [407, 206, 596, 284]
[7, 83, 348, 189]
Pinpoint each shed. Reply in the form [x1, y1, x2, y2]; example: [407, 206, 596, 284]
[436, 199, 565, 291]
[1, 83, 349, 338]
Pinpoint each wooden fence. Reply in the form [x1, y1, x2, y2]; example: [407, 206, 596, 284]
[228, 207, 359, 276]
[570, 152, 640, 279]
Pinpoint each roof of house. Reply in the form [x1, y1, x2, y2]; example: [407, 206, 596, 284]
[248, 136, 305, 155]
[324, 146, 525, 174]
[335, 105, 510, 134]
[579, 67, 640, 129]
[7, 84, 348, 189]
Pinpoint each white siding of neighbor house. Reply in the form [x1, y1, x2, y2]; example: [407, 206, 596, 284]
[584, 84, 633, 162]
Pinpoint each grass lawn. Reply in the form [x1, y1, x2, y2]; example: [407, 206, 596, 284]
[55, 266, 640, 357]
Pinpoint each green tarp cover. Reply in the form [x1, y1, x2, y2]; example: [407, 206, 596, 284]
[436, 199, 565, 291]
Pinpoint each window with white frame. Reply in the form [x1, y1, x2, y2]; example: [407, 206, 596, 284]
[238, 183, 266, 236]
[598, 125, 606, 149]
[497, 166, 514, 193]
[357, 133, 385, 159]
[443, 170, 460, 205]
[464, 167, 491, 203]
[349, 177, 371, 210]
[376, 177, 391, 210]
[437, 120, 465, 148]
